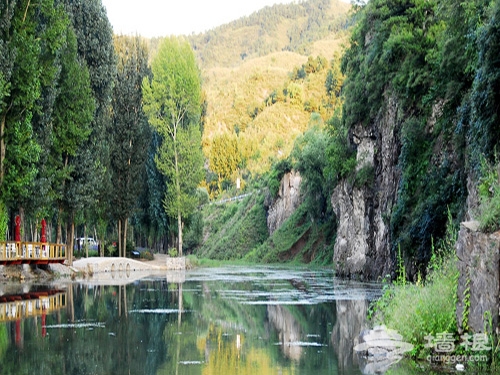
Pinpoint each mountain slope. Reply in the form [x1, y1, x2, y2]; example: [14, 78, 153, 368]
[190, 0, 350, 189]
[189, 0, 351, 69]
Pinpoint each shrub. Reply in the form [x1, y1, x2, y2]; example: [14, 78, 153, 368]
[477, 157, 500, 232]
[141, 250, 155, 261]
[105, 242, 117, 257]
[266, 158, 292, 198]
[370, 213, 459, 358]
[184, 210, 204, 252]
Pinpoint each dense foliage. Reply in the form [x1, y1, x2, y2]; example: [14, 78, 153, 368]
[0, 0, 350, 258]
[110, 36, 150, 257]
[338, 0, 500, 272]
[0, 1, 173, 254]
[142, 37, 204, 256]
[187, 0, 350, 68]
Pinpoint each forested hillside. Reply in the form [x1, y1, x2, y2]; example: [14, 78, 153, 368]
[188, 0, 350, 68]
[193, 0, 500, 274]
[188, 0, 350, 193]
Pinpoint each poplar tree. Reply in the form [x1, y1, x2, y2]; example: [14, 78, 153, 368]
[52, 27, 95, 258]
[111, 35, 150, 257]
[142, 37, 204, 256]
[61, 0, 115, 253]
[0, 0, 69, 235]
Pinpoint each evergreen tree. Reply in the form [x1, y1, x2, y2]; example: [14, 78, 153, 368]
[111, 35, 150, 257]
[134, 131, 169, 252]
[24, 1, 67, 219]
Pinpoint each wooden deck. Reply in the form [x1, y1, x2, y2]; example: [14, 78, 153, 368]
[0, 241, 66, 265]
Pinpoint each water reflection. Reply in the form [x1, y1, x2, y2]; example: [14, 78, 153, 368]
[0, 267, 391, 375]
[332, 299, 368, 372]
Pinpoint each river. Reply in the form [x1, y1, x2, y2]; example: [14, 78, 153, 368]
[0, 266, 448, 374]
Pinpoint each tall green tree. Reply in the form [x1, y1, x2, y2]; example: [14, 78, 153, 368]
[142, 37, 204, 256]
[134, 131, 169, 252]
[111, 35, 150, 257]
[292, 126, 330, 220]
[62, 0, 115, 251]
[27, 0, 70, 225]
[0, 0, 66, 236]
[51, 26, 95, 253]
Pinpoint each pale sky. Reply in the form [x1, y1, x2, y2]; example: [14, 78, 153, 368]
[101, 0, 297, 37]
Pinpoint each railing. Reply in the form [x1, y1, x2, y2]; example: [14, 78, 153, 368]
[214, 192, 253, 205]
[0, 241, 66, 264]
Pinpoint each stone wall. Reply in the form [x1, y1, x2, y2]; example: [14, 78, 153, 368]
[166, 256, 186, 270]
[456, 221, 500, 333]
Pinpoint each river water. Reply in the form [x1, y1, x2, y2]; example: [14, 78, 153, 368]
[0, 266, 444, 375]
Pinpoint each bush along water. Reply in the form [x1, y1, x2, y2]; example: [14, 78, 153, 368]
[370, 208, 500, 371]
[368, 211, 478, 368]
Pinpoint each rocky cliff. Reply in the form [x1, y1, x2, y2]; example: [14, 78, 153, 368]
[456, 221, 500, 333]
[331, 96, 400, 279]
[267, 171, 302, 235]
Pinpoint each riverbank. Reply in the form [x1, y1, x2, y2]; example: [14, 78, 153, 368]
[0, 253, 174, 282]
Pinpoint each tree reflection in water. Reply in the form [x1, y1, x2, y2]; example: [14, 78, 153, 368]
[0, 267, 388, 375]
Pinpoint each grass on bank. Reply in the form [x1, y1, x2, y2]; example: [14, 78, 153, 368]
[371, 253, 458, 356]
[196, 195, 269, 260]
[245, 201, 335, 265]
[370, 212, 500, 370]
[370, 213, 459, 357]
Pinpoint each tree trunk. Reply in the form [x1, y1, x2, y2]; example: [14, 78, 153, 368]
[57, 212, 62, 244]
[173, 127, 183, 257]
[57, 155, 70, 245]
[69, 218, 75, 266]
[118, 219, 122, 258]
[84, 224, 88, 258]
[123, 218, 128, 258]
[177, 210, 183, 257]
[0, 114, 5, 186]
[19, 206, 25, 241]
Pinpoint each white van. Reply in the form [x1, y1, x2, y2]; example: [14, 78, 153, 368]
[74, 237, 98, 250]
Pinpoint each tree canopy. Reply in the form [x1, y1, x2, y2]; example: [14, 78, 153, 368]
[142, 37, 204, 256]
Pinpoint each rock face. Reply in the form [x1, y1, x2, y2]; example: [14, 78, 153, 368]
[331, 96, 400, 279]
[456, 221, 500, 333]
[267, 171, 302, 235]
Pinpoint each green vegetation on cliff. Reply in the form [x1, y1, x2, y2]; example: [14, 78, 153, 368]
[340, 0, 500, 272]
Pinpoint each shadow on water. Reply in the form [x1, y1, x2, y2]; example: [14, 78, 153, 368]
[0, 266, 454, 375]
